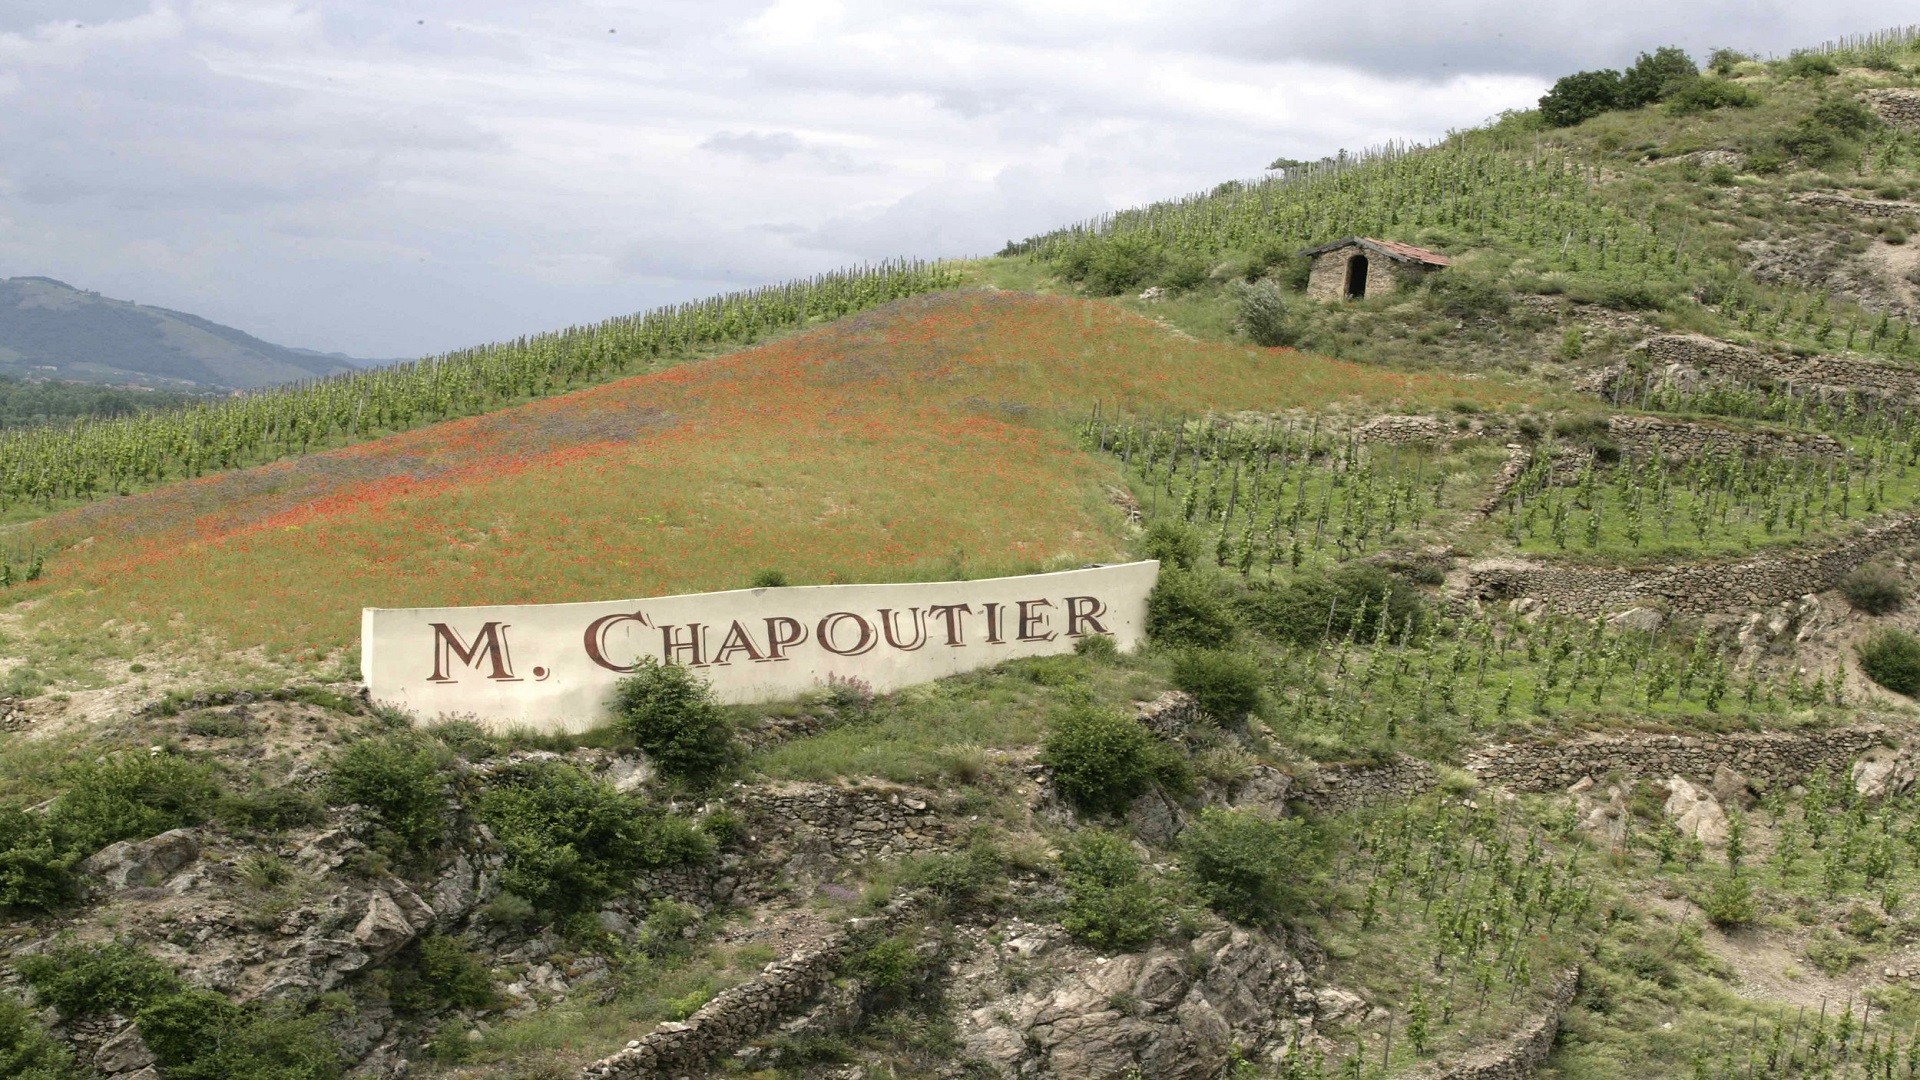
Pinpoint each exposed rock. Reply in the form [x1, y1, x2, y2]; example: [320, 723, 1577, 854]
[94, 1024, 155, 1073]
[1664, 776, 1729, 846]
[1854, 744, 1919, 801]
[1606, 606, 1666, 634]
[353, 884, 434, 960]
[1568, 777, 1629, 847]
[1712, 763, 1757, 811]
[81, 829, 200, 892]
[954, 924, 1309, 1079]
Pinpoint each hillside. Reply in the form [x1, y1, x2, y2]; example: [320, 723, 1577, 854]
[0, 276, 374, 389]
[4, 26, 1920, 1080]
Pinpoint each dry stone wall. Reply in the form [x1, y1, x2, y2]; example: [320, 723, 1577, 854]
[1866, 89, 1920, 132]
[1466, 511, 1920, 617]
[1605, 414, 1845, 460]
[1792, 191, 1920, 219]
[581, 909, 904, 1079]
[1410, 970, 1579, 1080]
[734, 782, 957, 865]
[1464, 726, 1888, 793]
[1638, 334, 1920, 403]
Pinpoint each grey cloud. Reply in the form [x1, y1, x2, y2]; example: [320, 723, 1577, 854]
[701, 131, 806, 162]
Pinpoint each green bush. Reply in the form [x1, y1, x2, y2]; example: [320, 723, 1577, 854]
[1145, 568, 1239, 648]
[1059, 830, 1165, 950]
[1708, 48, 1749, 76]
[1778, 52, 1839, 79]
[0, 993, 75, 1080]
[1663, 77, 1758, 115]
[1811, 96, 1879, 137]
[49, 753, 221, 855]
[1170, 650, 1264, 724]
[750, 569, 789, 588]
[1181, 807, 1327, 926]
[216, 786, 326, 833]
[408, 933, 495, 1006]
[1235, 280, 1298, 346]
[1158, 251, 1211, 291]
[1424, 273, 1512, 320]
[1859, 629, 1920, 696]
[1539, 69, 1624, 127]
[326, 732, 451, 857]
[893, 839, 1007, 910]
[141, 995, 344, 1080]
[611, 658, 737, 787]
[478, 761, 712, 919]
[1238, 564, 1424, 646]
[17, 939, 182, 1017]
[1055, 234, 1169, 296]
[1140, 519, 1202, 571]
[1042, 704, 1185, 817]
[1841, 566, 1905, 615]
[0, 809, 76, 913]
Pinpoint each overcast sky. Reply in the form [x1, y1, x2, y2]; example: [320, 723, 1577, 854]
[0, 2, 1906, 357]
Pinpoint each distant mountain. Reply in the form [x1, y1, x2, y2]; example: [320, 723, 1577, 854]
[0, 277, 383, 389]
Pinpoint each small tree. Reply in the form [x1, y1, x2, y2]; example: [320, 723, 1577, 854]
[1620, 47, 1699, 108]
[1059, 830, 1166, 949]
[326, 732, 451, 858]
[1539, 70, 1624, 127]
[1171, 649, 1264, 725]
[612, 658, 738, 787]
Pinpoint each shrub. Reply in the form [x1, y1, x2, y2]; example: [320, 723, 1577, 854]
[17, 939, 182, 1017]
[1059, 831, 1165, 950]
[408, 933, 495, 1006]
[1238, 564, 1424, 646]
[216, 787, 326, 833]
[1779, 52, 1839, 79]
[1146, 568, 1239, 648]
[48, 754, 221, 855]
[1811, 97, 1879, 137]
[1663, 77, 1758, 115]
[0, 993, 75, 1080]
[1859, 629, 1920, 696]
[1170, 650, 1264, 725]
[1539, 69, 1624, 127]
[1841, 566, 1905, 615]
[1702, 873, 1756, 929]
[749, 569, 789, 588]
[1042, 703, 1184, 817]
[1708, 48, 1749, 76]
[1181, 807, 1328, 926]
[1424, 273, 1512, 320]
[893, 839, 1007, 910]
[1235, 280, 1298, 346]
[1619, 47, 1699, 108]
[611, 658, 737, 787]
[1059, 234, 1169, 296]
[141, 994, 345, 1080]
[1158, 251, 1211, 291]
[0, 809, 76, 913]
[478, 761, 712, 919]
[326, 732, 451, 857]
[1140, 519, 1202, 571]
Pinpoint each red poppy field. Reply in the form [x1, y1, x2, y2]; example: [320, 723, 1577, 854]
[21, 290, 1514, 658]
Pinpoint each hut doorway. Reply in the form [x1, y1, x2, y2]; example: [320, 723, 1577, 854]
[1344, 254, 1369, 299]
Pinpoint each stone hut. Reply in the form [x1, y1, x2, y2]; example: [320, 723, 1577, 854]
[1300, 237, 1450, 301]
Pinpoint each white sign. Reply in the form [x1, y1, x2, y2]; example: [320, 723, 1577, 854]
[361, 562, 1160, 733]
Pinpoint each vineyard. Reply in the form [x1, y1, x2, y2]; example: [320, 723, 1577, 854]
[0, 260, 959, 517]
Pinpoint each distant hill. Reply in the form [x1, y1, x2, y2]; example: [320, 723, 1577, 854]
[0, 276, 381, 389]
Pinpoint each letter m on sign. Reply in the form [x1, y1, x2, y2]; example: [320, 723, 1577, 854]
[427, 622, 521, 682]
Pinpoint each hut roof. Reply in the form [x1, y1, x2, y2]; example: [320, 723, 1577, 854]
[1297, 236, 1452, 266]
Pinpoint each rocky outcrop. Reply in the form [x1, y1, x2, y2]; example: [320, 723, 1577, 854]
[953, 923, 1311, 1079]
[1663, 777, 1730, 845]
[1466, 726, 1889, 793]
[1853, 743, 1920, 800]
[1466, 511, 1920, 617]
[81, 829, 201, 892]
